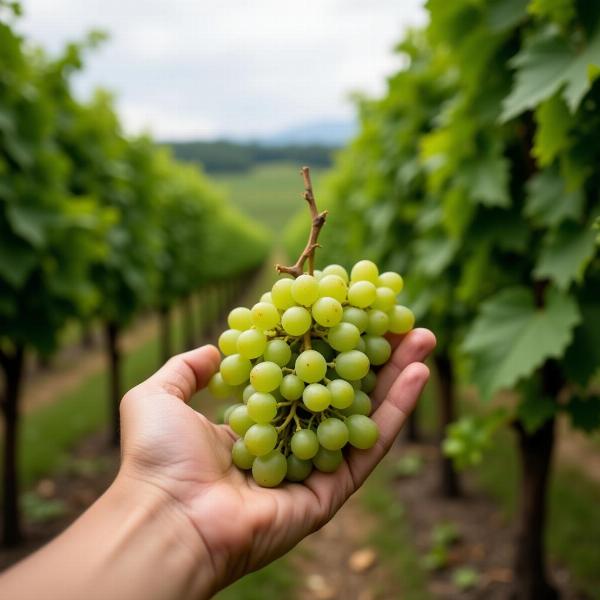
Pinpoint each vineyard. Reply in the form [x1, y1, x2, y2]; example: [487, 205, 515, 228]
[1, 0, 600, 599]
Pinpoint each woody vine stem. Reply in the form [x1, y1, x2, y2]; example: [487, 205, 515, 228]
[276, 167, 328, 278]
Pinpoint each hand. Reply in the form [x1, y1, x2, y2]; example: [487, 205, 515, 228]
[118, 328, 435, 596]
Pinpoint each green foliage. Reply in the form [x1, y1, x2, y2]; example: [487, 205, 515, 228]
[0, 11, 269, 353]
[286, 0, 600, 435]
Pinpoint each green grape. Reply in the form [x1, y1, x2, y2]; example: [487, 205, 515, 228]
[286, 455, 313, 482]
[228, 307, 252, 331]
[228, 405, 255, 436]
[220, 354, 252, 385]
[342, 390, 372, 416]
[252, 450, 287, 487]
[302, 383, 331, 411]
[232, 383, 247, 400]
[348, 281, 377, 308]
[295, 350, 327, 383]
[208, 372, 232, 398]
[349, 379, 362, 391]
[327, 379, 355, 409]
[218, 329, 241, 355]
[366, 310, 390, 336]
[261, 291, 273, 303]
[312, 447, 343, 473]
[361, 370, 377, 394]
[291, 274, 319, 306]
[251, 302, 280, 331]
[247, 392, 278, 423]
[346, 415, 379, 450]
[327, 322, 360, 352]
[236, 328, 267, 359]
[281, 306, 312, 336]
[388, 305, 415, 334]
[263, 339, 292, 367]
[342, 306, 369, 332]
[280, 374, 305, 400]
[317, 275, 347, 302]
[372, 286, 396, 311]
[271, 278, 296, 310]
[317, 418, 349, 450]
[242, 384, 256, 403]
[322, 264, 349, 283]
[223, 403, 243, 424]
[356, 337, 366, 352]
[250, 361, 283, 392]
[312, 297, 343, 327]
[312, 339, 336, 361]
[244, 423, 278, 456]
[232, 439, 255, 470]
[378, 271, 404, 294]
[313, 269, 323, 280]
[363, 335, 392, 366]
[291, 429, 319, 459]
[350, 260, 379, 284]
[335, 350, 370, 380]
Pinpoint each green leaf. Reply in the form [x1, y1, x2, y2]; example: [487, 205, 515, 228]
[528, 0, 576, 26]
[463, 286, 581, 399]
[487, 0, 529, 32]
[533, 94, 573, 166]
[525, 169, 584, 226]
[517, 393, 558, 433]
[460, 153, 511, 207]
[0, 234, 37, 288]
[563, 282, 600, 385]
[414, 236, 458, 277]
[566, 396, 600, 432]
[6, 204, 54, 248]
[534, 222, 597, 289]
[501, 27, 600, 120]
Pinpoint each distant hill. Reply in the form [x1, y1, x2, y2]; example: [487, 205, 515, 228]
[166, 140, 339, 174]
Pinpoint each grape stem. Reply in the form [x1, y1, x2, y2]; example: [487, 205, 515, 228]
[276, 166, 327, 277]
[276, 401, 297, 432]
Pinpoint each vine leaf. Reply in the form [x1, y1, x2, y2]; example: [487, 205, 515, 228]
[463, 286, 580, 400]
[534, 222, 598, 289]
[501, 27, 600, 121]
[525, 169, 584, 227]
[533, 94, 574, 166]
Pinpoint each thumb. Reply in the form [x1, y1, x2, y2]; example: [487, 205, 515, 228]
[126, 345, 221, 404]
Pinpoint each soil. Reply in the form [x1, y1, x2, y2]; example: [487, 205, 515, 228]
[391, 440, 591, 600]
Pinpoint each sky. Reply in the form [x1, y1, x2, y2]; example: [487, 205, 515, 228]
[17, 0, 426, 141]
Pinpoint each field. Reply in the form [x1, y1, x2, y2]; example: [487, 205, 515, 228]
[215, 163, 327, 234]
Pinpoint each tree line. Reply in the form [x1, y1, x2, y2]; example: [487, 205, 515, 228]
[0, 2, 269, 547]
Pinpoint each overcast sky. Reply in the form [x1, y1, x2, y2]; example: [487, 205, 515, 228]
[17, 0, 426, 140]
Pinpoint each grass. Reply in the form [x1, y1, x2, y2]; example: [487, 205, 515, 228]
[360, 463, 432, 600]
[416, 381, 600, 599]
[215, 559, 296, 600]
[215, 162, 327, 235]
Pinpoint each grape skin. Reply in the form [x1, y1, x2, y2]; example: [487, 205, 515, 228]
[252, 451, 287, 487]
[209, 262, 413, 487]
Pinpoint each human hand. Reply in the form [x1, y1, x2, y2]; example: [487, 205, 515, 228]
[118, 328, 435, 597]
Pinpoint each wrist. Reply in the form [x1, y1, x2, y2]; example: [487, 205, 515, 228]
[100, 472, 216, 600]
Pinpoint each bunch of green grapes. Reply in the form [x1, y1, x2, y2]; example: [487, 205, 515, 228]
[208, 260, 415, 487]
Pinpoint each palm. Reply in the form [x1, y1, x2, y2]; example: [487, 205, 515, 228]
[119, 331, 434, 590]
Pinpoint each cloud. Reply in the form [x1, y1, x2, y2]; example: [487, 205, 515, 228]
[18, 0, 426, 139]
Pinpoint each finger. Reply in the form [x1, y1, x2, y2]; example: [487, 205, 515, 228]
[302, 361, 430, 520]
[126, 344, 221, 404]
[373, 328, 436, 409]
[346, 362, 430, 488]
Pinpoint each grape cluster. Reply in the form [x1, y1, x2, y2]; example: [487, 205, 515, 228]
[208, 260, 415, 487]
